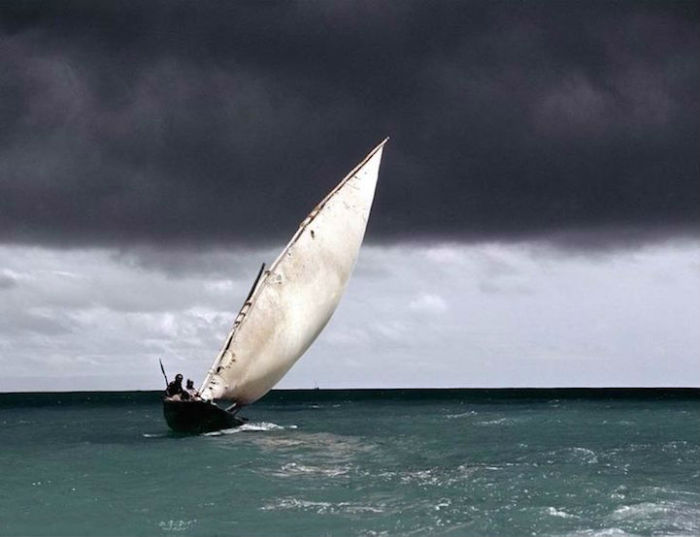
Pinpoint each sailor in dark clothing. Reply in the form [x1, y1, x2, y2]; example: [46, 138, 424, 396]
[165, 373, 184, 398]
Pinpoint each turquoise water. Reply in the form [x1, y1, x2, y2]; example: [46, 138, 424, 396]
[1, 390, 698, 536]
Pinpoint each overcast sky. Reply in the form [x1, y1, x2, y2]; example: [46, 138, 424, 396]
[1, 1, 698, 391]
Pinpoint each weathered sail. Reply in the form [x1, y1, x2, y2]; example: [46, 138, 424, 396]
[199, 139, 387, 404]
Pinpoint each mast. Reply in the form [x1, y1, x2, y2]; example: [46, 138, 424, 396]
[200, 138, 387, 404]
[199, 262, 266, 393]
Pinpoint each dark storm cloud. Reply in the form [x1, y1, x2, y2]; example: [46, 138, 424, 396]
[0, 1, 698, 247]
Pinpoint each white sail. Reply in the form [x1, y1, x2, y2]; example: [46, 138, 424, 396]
[200, 139, 387, 404]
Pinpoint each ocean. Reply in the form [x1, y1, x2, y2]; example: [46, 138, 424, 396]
[0, 389, 698, 537]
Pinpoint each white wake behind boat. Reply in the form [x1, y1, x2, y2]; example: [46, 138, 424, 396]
[163, 139, 387, 433]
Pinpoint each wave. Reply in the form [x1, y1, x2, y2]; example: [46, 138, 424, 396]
[262, 431, 374, 458]
[607, 499, 700, 535]
[272, 462, 352, 478]
[158, 519, 197, 533]
[142, 432, 167, 438]
[476, 417, 510, 425]
[544, 506, 579, 519]
[261, 497, 384, 515]
[203, 422, 297, 436]
[242, 421, 297, 432]
[568, 447, 599, 464]
[444, 410, 478, 419]
[560, 529, 635, 537]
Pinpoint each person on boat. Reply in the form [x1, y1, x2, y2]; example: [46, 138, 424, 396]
[185, 379, 200, 399]
[165, 373, 184, 399]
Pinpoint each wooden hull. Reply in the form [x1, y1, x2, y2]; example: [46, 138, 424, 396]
[162, 398, 244, 434]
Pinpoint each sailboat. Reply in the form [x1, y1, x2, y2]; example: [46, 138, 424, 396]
[163, 138, 388, 433]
